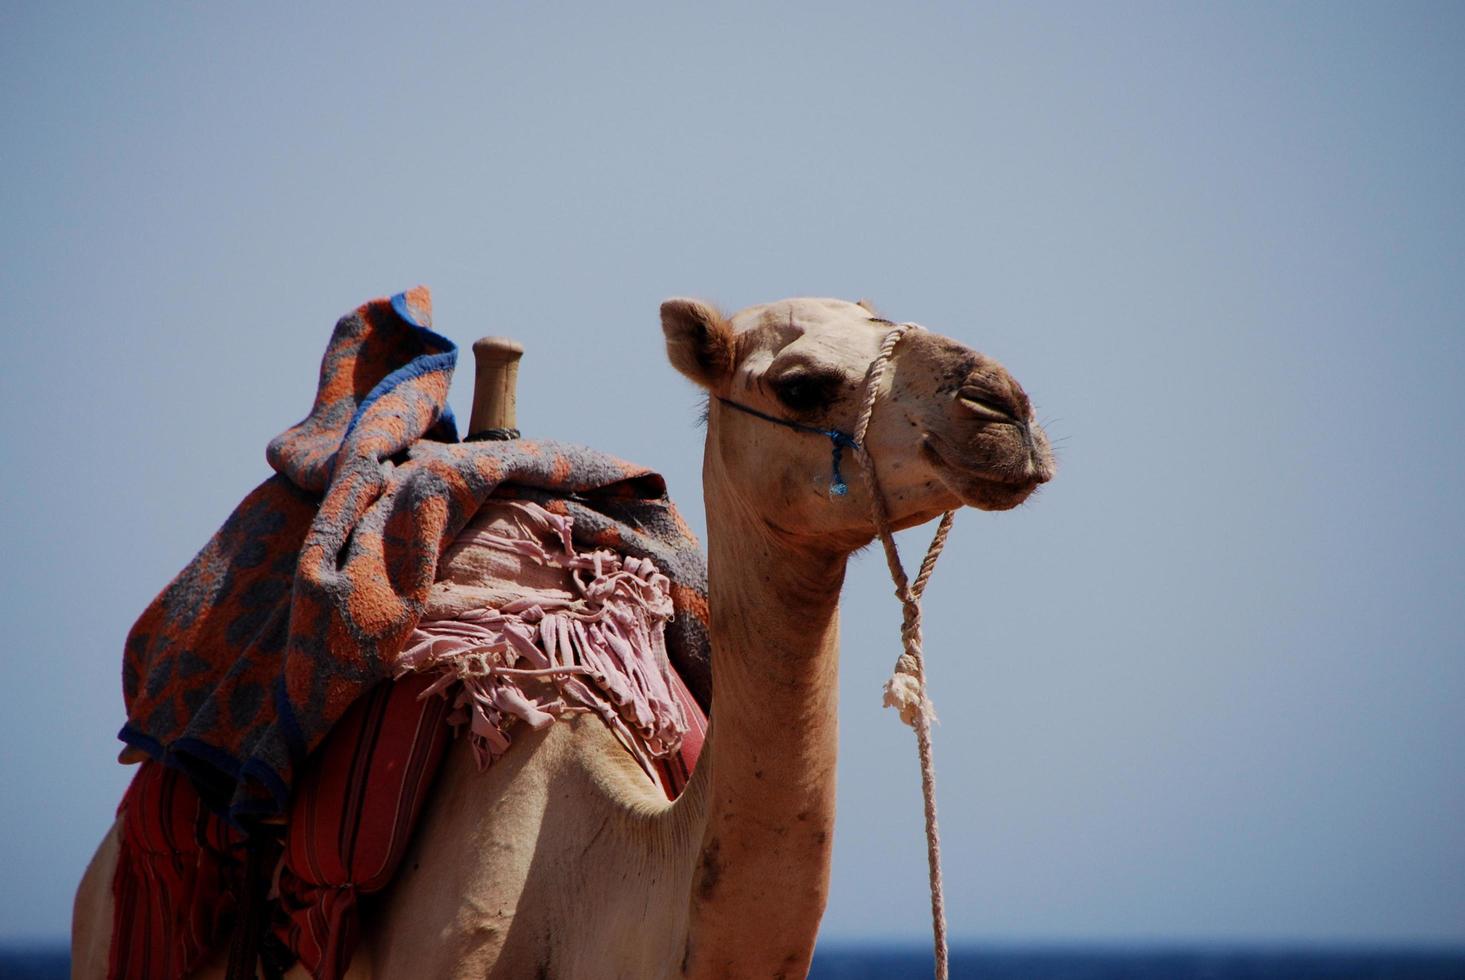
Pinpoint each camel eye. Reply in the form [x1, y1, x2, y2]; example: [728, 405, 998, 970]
[774, 372, 841, 413]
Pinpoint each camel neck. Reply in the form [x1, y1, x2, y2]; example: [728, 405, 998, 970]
[680, 452, 848, 976]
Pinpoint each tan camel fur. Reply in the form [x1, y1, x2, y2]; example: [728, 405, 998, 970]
[73, 297, 1054, 979]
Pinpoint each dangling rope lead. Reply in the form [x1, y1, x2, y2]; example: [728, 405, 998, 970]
[850, 324, 955, 980]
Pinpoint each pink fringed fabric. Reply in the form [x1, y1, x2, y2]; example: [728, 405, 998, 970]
[396, 501, 690, 780]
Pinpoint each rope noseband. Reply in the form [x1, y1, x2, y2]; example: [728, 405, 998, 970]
[719, 322, 955, 980]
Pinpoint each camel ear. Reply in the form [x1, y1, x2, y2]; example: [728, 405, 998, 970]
[856, 298, 879, 314]
[661, 298, 735, 389]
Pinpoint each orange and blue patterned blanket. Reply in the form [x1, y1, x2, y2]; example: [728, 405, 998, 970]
[119, 287, 710, 824]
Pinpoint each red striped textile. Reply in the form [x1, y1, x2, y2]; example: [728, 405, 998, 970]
[272, 671, 452, 979]
[652, 666, 708, 800]
[108, 761, 247, 979]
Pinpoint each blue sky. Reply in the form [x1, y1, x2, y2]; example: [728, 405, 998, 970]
[2, 1, 1462, 945]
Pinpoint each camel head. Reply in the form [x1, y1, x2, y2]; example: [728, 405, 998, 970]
[662, 296, 1054, 550]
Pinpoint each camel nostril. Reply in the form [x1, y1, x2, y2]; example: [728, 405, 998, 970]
[955, 386, 1018, 423]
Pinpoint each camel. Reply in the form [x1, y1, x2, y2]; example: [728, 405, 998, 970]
[73, 296, 1054, 979]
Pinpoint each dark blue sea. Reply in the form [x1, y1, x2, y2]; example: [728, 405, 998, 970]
[810, 945, 1465, 978]
[4, 943, 1465, 978]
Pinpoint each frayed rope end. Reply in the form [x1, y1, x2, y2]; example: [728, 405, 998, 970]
[882, 672, 935, 728]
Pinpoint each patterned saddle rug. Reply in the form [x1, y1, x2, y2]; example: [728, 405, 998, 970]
[118, 286, 710, 823]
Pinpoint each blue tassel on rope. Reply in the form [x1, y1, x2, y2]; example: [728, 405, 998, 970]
[828, 433, 857, 496]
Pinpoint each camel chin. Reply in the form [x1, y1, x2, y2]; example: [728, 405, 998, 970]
[919, 437, 1043, 512]
[951, 475, 1042, 512]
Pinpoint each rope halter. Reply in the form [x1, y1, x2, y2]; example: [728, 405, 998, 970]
[715, 398, 860, 496]
[717, 321, 956, 980]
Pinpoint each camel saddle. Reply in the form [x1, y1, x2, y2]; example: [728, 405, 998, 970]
[107, 289, 711, 979]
